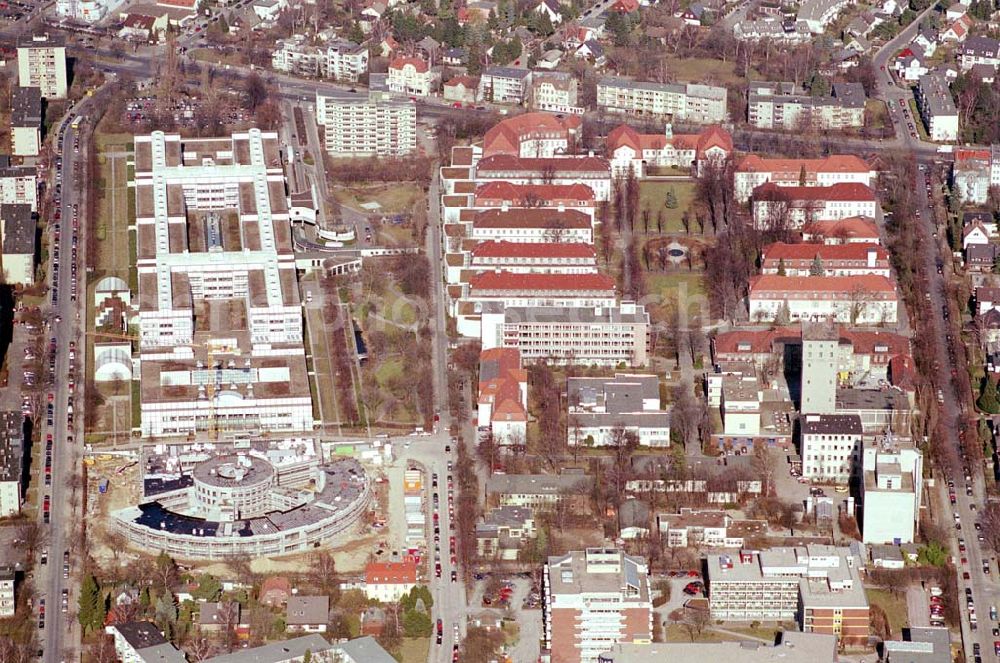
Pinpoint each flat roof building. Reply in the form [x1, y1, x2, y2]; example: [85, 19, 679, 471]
[10, 87, 42, 157]
[315, 91, 416, 157]
[16, 34, 67, 99]
[597, 632, 838, 663]
[0, 411, 23, 519]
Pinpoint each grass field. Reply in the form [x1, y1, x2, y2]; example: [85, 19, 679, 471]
[399, 637, 430, 663]
[866, 588, 909, 637]
[333, 183, 425, 214]
[375, 357, 405, 386]
[663, 57, 757, 86]
[638, 181, 696, 234]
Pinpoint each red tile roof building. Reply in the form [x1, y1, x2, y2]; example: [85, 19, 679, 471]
[606, 124, 733, 177]
[760, 242, 891, 277]
[465, 208, 594, 244]
[748, 275, 898, 325]
[364, 561, 418, 602]
[801, 217, 881, 245]
[474, 181, 595, 212]
[482, 112, 583, 158]
[387, 56, 434, 96]
[752, 182, 879, 229]
[734, 154, 876, 202]
[469, 241, 598, 273]
[478, 348, 528, 445]
[474, 154, 612, 201]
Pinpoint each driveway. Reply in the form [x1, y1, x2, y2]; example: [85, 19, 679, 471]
[906, 584, 929, 628]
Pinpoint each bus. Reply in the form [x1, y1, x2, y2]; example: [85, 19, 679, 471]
[71, 116, 84, 130]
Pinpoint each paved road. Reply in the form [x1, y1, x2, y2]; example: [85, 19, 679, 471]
[38, 93, 99, 663]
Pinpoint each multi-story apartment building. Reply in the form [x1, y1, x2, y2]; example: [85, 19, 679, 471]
[387, 56, 434, 96]
[596, 77, 728, 124]
[760, 242, 890, 277]
[747, 81, 866, 130]
[952, 146, 1000, 205]
[482, 112, 583, 158]
[657, 509, 763, 548]
[751, 182, 879, 228]
[272, 37, 369, 81]
[479, 66, 533, 104]
[55, 0, 118, 23]
[106, 622, 186, 663]
[364, 561, 417, 603]
[315, 91, 416, 157]
[132, 130, 314, 437]
[16, 34, 67, 99]
[271, 36, 322, 76]
[748, 274, 898, 325]
[1, 204, 36, 286]
[0, 165, 37, 211]
[734, 154, 876, 202]
[916, 73, 958, 142]
[566, 374, 670, 447]
[481, 302, 651, 367]
[529, 71, 582, 114]
[0, 411, 22, 520]
[800, 413, 863, 482]
[708, 546, 869, 645]
[325, 39, 369, 82]
[544, 548, 653, 663]
[10, 86, 41, 157]
[861, 436, 923, 544]
[606, 123, 733, 178]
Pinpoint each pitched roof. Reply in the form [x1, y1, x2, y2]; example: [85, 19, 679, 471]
[285, 596, 329, 626]
[445, 75, 480, 89]
[761, 241, 888, 262]
[471, 241, 596, 259]
[469, 271, 616, 292]
[365, 561, 418, 585]
[802, 217, 880, 240]
[475, 181, 595, 203]
[736, 154, 873, 175]
[753, 181, 876, 202]
[389, 56, 429, 73]
[476, 154, 610, 173]
[482, 113, 582, 157]
[748, 274, 897, 294]
[471, 208, 592, 229]
[713, 325, 909, 357]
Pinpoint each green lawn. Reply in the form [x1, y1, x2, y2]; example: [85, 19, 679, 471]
[638, 181, 696, 234]
[663, 57, 757, 86]
[375, 357, 405, 386]
[333, 183, 425, 214]
[866, 588, 909, 637]
[399, 637, 430, 663]
[645, 272, 707, 323]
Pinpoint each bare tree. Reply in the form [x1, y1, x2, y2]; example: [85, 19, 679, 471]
[980, 503, 1000, 555]
[680, 608, 711, 641]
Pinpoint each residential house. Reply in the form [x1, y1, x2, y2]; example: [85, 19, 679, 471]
[529, 71, 582, 114]
[911, 29, 937, 57]
[198, 601, 241, 633]
[963, 218, 992, 250]
[566, 374, 670, 447]
[960, 36, 1000, 71]
[442, 47, 466, 66]
[533, 0, 562, 24]
[894, 50, 930, 81]
[477, 347, 528, 446]
[946, 0, 969, 21]
[618, 498, 651, 539]
[285, 596, 329, 633]
[260, 576, 292, 607]
[940, 14, 973, 43]
[443, 76, 479, 105]
[387, 56, 434, 96]
[106, 622, 186, 663]
[364, 561, 417, 602]
[574, 39, 606, 66]
[476, 505, 537, 559]
[952, 147, 995, 204]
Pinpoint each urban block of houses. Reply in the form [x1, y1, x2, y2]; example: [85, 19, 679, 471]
[596, 76, 729, 124]
[529, 71, 583, 114]
[751, 182, 879, 229]
[605, 123, 733, 178]
[707, 546, 869, 645]
[477, 347, 528, 446]
[760, 242, 890, 277]
[747, 81, 866, 130]
[800, 413, 863, 481]
[566, 374, 670, 447]
[733, 18, 812, 43]
[734, 154, 876, 202]
[476, 505, 537, 559]
[747, 274, 899, 325]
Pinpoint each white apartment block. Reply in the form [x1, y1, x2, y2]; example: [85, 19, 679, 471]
[271, 37, 369, 82]
[479, 66, 533, 104]
[529, 71, 582, 114]
[0, 411, 22, 520]
[952, 146, 1000, 205]
[596, 77, 728, 124]
[748, 82, 866, 130]
[801, 413, 863, 482]
[916, 73, 959, 143]
[861, 437, 923, 544]
[734, 155, 876, 203]
[387, 56, 434, 96]
[479, 303, 652, 367]
[544, 549, 653, 663]
[315, 92, 416, 157]
[55, 0, 118, 23]
[17, 34, 67, 99]
[747, 274, 898, 325]
[0, 167, 38, 212]
[10, 87, 41, 157]
[133, 130, 314, 438]
[657, 509, 750, 548]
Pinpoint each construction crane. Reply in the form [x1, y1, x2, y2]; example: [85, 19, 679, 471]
[87, 331, 238, 439]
